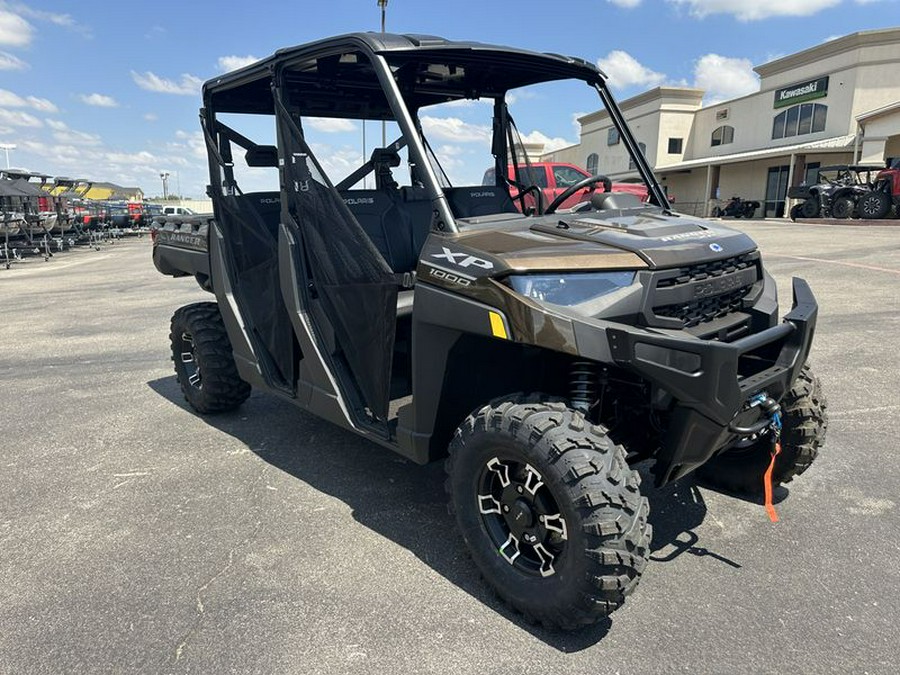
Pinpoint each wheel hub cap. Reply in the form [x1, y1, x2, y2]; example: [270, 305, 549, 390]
[477, 457, 568, 578]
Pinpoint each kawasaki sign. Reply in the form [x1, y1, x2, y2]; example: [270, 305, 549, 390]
[774, 76, 829, 109]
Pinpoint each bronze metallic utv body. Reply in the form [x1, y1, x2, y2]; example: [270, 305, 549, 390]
[152, 32, 825, 629]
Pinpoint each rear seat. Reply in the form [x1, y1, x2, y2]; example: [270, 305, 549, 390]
[444, 186, 517, 218]
[339, 190, 408, 272]
[340, 189, 434, 275]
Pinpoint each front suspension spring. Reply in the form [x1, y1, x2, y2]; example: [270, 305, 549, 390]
[570, 361, 598, 413]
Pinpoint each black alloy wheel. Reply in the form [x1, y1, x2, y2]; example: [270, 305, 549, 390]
[476, 456, 568, 578]
[858, 191, 891, 219]
[170, 302, 251, 414]
[446, 397, 651, 629]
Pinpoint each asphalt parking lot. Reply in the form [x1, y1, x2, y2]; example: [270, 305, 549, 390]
[1, 222, 898, 674]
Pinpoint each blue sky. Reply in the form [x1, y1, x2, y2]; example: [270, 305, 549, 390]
[0, 0, 896, 197]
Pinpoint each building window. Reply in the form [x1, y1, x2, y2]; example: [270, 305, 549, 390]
[711, 125, 734, 146]
[628, 142, 647, 171]
[607, 128, 620, 146]
[772, 103, 827, 140]
[586, 153, 598, 175]
[668, 138, 683, 154]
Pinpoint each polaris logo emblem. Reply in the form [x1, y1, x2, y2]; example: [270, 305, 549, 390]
[432, 247, 494, 270]
[344, 197, 375, 206]
[709, 243, 724, 252]
[470, 191, 495, 198]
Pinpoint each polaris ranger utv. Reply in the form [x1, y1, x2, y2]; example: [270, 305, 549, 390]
[153, 33, 827, 629]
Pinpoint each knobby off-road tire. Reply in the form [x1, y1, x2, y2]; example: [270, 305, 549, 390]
[858, 191, 891, 219]
[699, 365, 827, 495]
[445, 397, 652, 630]
[830, 196, 854, 220]
[170, 302, 251, 414]
[800, 198, 820, 219]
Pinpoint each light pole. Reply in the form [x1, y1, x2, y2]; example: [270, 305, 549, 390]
[159, 171, 170, 200]
[378, 0, 388, 147]
[0, 143, 15, 169]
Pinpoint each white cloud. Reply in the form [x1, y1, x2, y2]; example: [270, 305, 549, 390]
[0, 88, 57, 113]
[104, 150, 159, 166]
[0, 10, 31, 46]
[79, 93, 119, 107]
[54, 129, 101, 146]
[170, 130, 207, 160]
[519, 130, 574, 153]
[440, 98, 491, 109]
[217, 54, 258, 72]
[0, 50, 25, 70]
[693, 53, 759, 103]
[0, 108, 42, 127]
[668, 0, 842, 21]
[0, 2, 89, 36]
[144, 112, 158, 122]
[306, 117, 357, 133]
[607, 0, 642, 7]
[27, 96, 56, 112]
[0, 88, 25, 107]
[420, 116, 491, 143]
[42, 118, 101, 146]
[131, 71, 203, 95]
[597, 50, 666, 90]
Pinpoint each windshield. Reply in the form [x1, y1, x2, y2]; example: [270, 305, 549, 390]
[204, 42, 664, 231]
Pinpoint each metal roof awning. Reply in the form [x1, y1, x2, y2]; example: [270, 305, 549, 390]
[657, 134, 857, 173]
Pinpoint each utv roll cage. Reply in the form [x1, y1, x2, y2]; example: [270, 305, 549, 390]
[196, 32, 668, 430]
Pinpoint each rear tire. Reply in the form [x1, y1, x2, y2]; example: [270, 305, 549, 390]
[170, 302, 251, 414]
[800, 198, 819, 218]
[445, 396, 651, 629]
[830, 196, 854, 219]
[698, 365, 827, 495]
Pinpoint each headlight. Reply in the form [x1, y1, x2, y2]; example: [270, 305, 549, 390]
[507, 271, 636, 305]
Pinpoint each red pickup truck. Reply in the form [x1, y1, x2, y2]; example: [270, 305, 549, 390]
[875, 158, 900, 216]
[482, 161, 649, 210]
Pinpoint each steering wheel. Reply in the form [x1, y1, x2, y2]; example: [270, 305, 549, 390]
[505, 179, 544, 215]
[545, 174, 613, 214]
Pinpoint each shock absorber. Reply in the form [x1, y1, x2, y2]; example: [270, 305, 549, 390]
[570, 361, 598, 413]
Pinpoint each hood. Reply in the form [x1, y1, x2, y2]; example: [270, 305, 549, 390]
[530, 207, 757, 268]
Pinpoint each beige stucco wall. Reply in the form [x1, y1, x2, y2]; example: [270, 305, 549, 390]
[543, 30, 899, 217]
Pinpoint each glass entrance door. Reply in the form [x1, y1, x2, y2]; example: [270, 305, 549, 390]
[765, 165, 790, 218]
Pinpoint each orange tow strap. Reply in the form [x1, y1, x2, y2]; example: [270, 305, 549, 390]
[763, 441, 782, 523]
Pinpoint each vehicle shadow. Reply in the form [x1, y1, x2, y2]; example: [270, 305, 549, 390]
[148, 378, 749, 652]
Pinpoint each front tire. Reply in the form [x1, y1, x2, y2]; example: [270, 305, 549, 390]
[698, 365, 827, 495]
[858, 191, 891, 219]
[445, 397, 651, 629]
[170, 302, 251, 414]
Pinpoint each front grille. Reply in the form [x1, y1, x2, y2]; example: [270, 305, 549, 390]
[650, 253, 759, 329]
[654, 287, 751, 327]
[656, 253, 757, 289]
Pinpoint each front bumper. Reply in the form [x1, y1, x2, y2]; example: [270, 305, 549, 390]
[605, 277, 817, 485]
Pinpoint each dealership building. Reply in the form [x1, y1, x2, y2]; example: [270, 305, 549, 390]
[541, 27, 900, 217]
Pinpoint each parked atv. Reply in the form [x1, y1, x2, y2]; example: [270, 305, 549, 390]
[790, 164, 890, 220]
[152, 33, 827, 630]
[712, 195, 760, 219]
